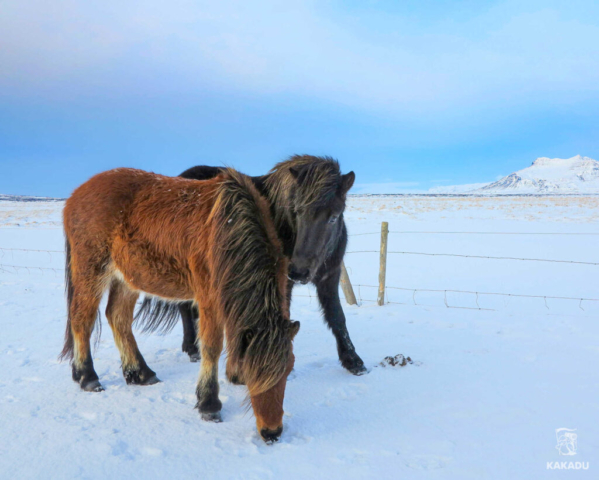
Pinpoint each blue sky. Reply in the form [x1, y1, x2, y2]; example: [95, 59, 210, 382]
[1, 0, 598, 197]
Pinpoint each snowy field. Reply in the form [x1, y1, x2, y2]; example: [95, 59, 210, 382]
[1, 194, 598, 479]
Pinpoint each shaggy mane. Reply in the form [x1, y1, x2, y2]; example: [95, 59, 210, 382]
[211, 169, 291, 395]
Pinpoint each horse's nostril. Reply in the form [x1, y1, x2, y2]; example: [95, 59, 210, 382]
[260, 426, 283, 444]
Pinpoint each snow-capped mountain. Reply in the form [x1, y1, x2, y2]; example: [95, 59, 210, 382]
[477, 155, 599, 194]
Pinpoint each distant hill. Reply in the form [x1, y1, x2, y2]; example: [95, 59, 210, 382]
[427, 183, 490, 194]
[0, 194, 64, 202]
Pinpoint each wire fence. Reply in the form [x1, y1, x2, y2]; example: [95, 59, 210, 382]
[338, 226, 599, 314]
[291, 283, 599, 316]
[1, 226, 598, 315]
[3, 244, 598, 266]
[0, 247, 63, 253]
[349, 231, 599, 236]
[345, 250, 599, 266]
[343, 284, 598, 310]
[0, 263, 63, 275]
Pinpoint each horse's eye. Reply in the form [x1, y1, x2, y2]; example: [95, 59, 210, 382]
[328, 215, 338, 224]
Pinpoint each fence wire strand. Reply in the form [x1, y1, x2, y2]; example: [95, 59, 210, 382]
[0, 247, 63, 253]
[345, 250, 599, 266]
[349, 231, 599, 237]
[340, 284, 599, 308]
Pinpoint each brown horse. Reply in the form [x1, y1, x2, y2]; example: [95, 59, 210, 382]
[60, 167, 300, 443]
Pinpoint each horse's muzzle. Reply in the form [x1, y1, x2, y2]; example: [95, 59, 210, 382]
[260, 426, 283, 444]
[288, 264, 311, 284]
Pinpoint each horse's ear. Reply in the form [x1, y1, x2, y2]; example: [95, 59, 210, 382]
[289, 320, 300, 339]
[241, 329, 254, 356]
[341, 171, 355, 193]
[289, 167, 300, 180]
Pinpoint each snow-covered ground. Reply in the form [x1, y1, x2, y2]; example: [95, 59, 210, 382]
[1, 195, 598, 479]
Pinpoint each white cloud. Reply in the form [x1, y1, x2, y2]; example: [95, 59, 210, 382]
[1, 0, 598, 118]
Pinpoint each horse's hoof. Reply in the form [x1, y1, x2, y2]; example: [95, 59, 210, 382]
[124, 369, 161, 386]
[342, 356, 368, 375]
[82, 380, 104, 392]
[201, 412, 222, 423]
[189, 353, 201, 363]
[350, 364, 368, 375]
[142, 375, 161, 385]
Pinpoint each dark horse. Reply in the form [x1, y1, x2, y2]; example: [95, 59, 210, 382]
[137, 155, 366, 375]
[61, 168, 299, 442]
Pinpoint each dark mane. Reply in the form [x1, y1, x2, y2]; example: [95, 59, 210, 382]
[212, 170, 291, 395]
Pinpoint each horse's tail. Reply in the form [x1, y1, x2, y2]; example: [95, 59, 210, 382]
[212, 170, 291, 395]
[59, 236, 75, 361]
[133, 296, 183, 334]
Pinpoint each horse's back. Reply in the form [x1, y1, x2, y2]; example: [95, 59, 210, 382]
[63, 168, 226, 299]
[64, 168, 153, 238]
[64, 168, 218, 237]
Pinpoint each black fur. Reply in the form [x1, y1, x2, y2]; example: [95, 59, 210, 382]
[195, 376, 223, 414]
[179, 303, 200, 359]
[72, 358, 103, 392]
[123, 350, 159, 385]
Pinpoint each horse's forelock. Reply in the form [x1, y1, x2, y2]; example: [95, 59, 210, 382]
[266, 155, 344, 222]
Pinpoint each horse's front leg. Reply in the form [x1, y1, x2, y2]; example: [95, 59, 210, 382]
[195, 303, 223, 422]
[314, 267, 367, 375]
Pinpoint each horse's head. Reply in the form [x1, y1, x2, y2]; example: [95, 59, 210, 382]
[286, 161, 355, 284]
[243, 320, 300, 444]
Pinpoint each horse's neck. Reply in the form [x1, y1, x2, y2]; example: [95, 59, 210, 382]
[251, 174, 270, 197]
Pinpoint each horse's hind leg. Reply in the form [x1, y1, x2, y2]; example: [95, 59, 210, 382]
[195, 303, 223, 422]
[179, 302, 200, 362]
[106, 280, 160, 386]
[70, 279, 105, 392]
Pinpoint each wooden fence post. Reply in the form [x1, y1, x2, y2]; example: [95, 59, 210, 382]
[339, 261, 357, 306]
[377, 221, 389, 306]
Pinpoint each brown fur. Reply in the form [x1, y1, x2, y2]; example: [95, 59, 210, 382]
[61, 167, 297, 434]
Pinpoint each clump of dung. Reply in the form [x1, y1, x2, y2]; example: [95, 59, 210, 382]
[377, 354, 419, 368]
